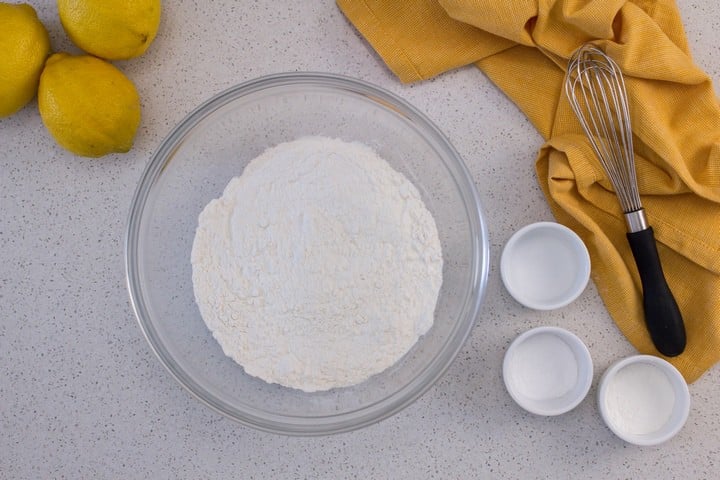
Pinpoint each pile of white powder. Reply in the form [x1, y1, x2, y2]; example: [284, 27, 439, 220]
[191, 136, 443, 392]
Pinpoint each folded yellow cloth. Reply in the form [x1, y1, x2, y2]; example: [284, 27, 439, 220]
[337, 0, 720, 382]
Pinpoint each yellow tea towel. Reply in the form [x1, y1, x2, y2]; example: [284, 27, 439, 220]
[337, 0, 720, 382]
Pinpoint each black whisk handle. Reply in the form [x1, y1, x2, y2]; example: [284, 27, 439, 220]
[626, 227, 686, 357]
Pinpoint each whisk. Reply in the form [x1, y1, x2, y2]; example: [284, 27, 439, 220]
[564, 44, 686, 357]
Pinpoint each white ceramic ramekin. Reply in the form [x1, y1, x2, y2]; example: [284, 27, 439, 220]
[598, 355, 690, 446]
[501, 222, 591, 310]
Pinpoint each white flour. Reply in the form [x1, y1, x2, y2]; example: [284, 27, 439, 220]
[191, 136, 443, 392]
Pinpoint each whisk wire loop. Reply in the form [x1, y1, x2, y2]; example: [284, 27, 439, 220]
[565, 45, 642, 213]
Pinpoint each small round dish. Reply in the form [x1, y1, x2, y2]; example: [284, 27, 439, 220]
[500, 222, 590, 310]
[598, 355, 690, 446]
[503, 326, 593, 416]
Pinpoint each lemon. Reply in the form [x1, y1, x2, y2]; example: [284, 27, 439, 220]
[38, 53, 141, 157]
[0, 3, 51, 117]
[58, 0, 161, 60]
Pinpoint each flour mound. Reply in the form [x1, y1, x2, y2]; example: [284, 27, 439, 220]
[191, 136, 443, 392]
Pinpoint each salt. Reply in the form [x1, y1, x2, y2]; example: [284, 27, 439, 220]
[512, 332, 578, 401]
[603, 361, 676, 435]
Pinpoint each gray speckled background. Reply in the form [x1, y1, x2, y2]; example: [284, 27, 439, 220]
[2, 1, 719, 478]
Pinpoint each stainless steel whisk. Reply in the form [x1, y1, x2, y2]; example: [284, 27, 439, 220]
[564, 44, 686, 357]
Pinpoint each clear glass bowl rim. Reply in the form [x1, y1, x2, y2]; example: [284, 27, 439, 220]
[125, 72, 490, 435]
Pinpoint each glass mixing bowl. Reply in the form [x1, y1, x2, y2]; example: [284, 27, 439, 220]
[125, 73, 489, 435]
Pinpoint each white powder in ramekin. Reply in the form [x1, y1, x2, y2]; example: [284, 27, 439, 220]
[604, 362, 676, 435]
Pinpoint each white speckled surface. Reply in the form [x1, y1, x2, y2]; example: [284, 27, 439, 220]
[2, 1, 719, 478]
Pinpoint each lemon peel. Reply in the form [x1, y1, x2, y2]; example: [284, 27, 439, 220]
[38, 53, 141, 157]
[58, 0, 161, 60]
[0, 2, 51, 117]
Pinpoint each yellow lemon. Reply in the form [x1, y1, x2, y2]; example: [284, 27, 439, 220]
[0, 2, 51, 117]
[38, 53, 141, 157]
[58, 0, 161, 60]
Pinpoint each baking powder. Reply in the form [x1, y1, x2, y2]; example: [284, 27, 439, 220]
[603, 361, 676, 434]
[191, 136, 443, 392]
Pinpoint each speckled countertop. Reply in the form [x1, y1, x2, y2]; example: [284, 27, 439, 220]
[2, 1, 719, 478]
